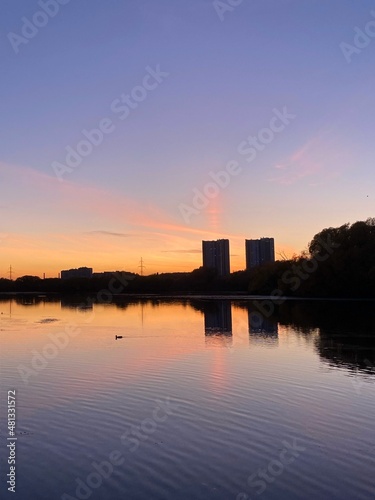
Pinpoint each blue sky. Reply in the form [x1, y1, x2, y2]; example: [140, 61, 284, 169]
[0, 0, 374, 276]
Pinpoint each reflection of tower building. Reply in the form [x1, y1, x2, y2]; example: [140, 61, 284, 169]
[202, 301, 233, 393]
[248, 309, 278, 345]
[204, 301, 232, 347]
[202, 239, 230, 276]
[205, 301, 232, 333]
[245, 238, 275, 269]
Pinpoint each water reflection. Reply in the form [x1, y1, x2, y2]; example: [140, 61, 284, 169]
[203, 300, 232, 348]
[204, 300, 232, 333]
[1, 296, 375, 500]
[0, 295, 59, 306]
[61, 296, 94, 310]
[248, 308, 278, 346]
[277, 300, 375, 374]
[1, 295, 374, 373]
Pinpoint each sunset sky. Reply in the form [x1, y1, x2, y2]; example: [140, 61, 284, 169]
[1, 0, 374, 277]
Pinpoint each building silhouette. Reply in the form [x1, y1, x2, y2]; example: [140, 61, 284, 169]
[61, 267, 93, 280]
[245, 238, 275, 269]
[92, 272, 117, 278]
[202, 239, 230, 276]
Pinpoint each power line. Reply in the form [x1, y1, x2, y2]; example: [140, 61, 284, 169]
[138, 257, 146, 276]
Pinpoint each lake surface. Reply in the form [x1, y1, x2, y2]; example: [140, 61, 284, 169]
[0, 296, 374, 500]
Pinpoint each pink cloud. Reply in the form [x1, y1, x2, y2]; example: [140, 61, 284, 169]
[0, 162, 242, 241]
[269, 130, 350, 187]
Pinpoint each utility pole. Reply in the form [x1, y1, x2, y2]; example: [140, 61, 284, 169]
[138, 257, 145, 276]
[8, 265, 12, 280]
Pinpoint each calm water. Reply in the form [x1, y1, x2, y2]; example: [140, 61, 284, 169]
[0, 297, 374, 500]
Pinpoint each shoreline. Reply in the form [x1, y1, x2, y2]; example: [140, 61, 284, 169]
[0, 291, 374, 301]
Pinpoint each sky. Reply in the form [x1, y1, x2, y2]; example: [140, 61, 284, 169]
[0, 0, 374, 277]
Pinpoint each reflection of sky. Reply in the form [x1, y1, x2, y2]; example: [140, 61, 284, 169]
[1, 299, 375, 500]
[1, 0, 374, 276]
[1, 300, 373, 448]
[0, 300, 295, 372]
[0, 299, 364, 402]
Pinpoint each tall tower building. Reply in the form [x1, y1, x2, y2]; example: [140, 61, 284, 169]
[245, 238, 275, 269]
[202, 239, 230, 276]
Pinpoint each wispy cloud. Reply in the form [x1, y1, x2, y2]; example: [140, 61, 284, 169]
[0, 162, 251, 275]
[0, 161, 242, 241]
[86, 231, 132, 238]
[162, 249, 201, 254]
[269, 130, 347, 186]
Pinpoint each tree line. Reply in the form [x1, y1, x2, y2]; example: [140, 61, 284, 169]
[1, 218, 374, 298]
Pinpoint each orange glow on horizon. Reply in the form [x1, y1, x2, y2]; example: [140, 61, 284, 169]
[0, 161, 300, 278]
[0, 228, 297, 278]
